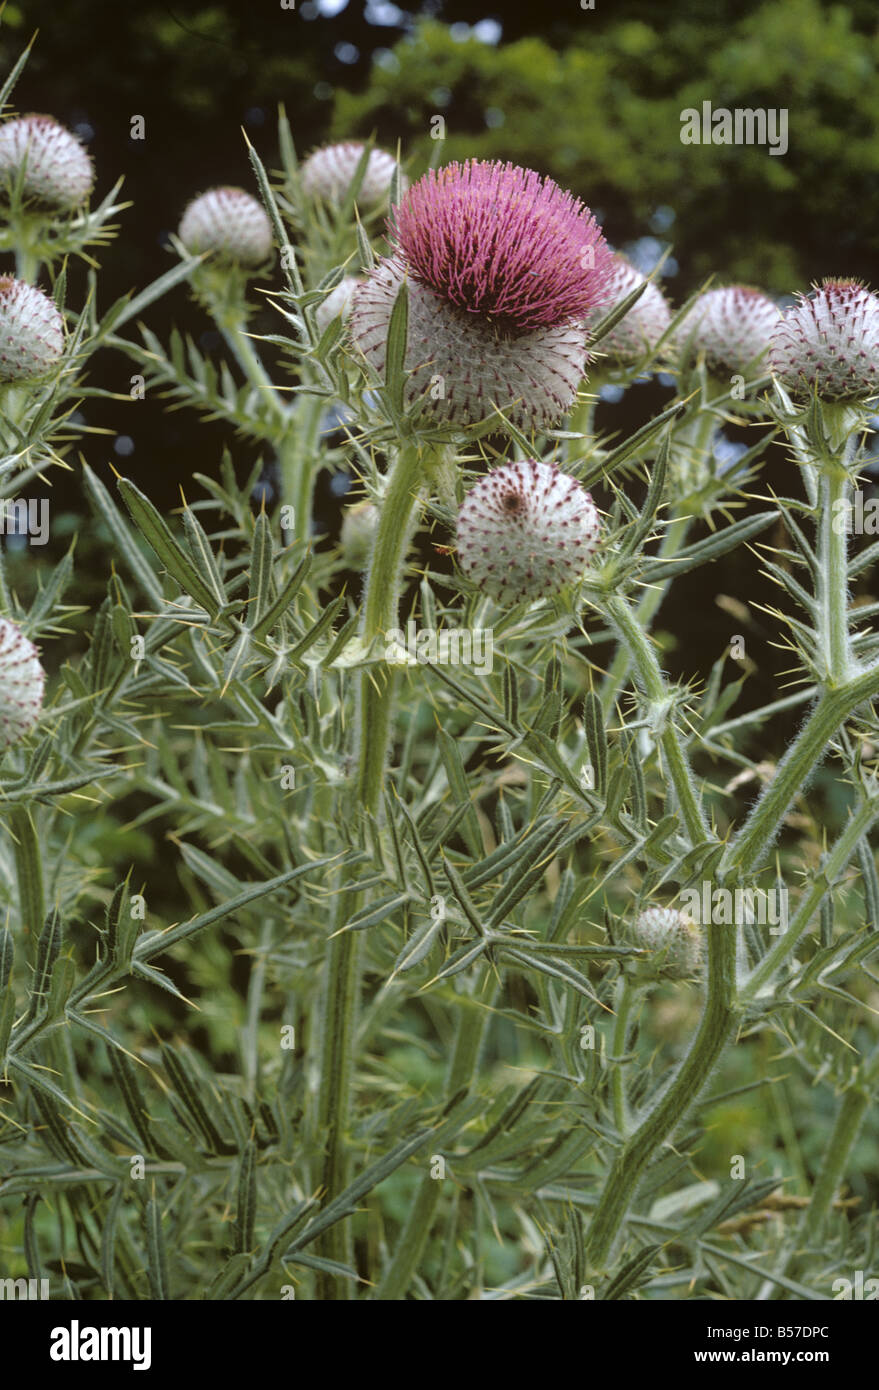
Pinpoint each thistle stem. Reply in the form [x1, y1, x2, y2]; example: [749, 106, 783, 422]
[603, 591, 709, 845]
[315, 440, 433, 1297]
[374, 992, 490, 1300]
[313, 892, 362, 1299]
[586, 916, 739, 1269]
[610, 973, 639, 1136]
[217, 313, 278, 402]
[741, 795, 879, 1002]
[9, 806, 45, 933]
[801, 1084, 868, 1247]
[600, 512, 693, 715]
[723, 661, 879, 884]
[355, 440, 431, 810]
[278, 400, 322, 544]
[14, 241, 40, 284]
[586, 660, 879, 1271]
[816, 465, 853, 685]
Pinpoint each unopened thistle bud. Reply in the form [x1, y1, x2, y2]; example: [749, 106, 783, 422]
[769, 279, 879, 402]
[584, 255, 672, 365]
[630, 906, 702, 979]
[315, 276, 360, 337]
[350, 160, 614, 430]
[340, 500, 380, 570]
[0, 276, 64, 383]
[678, 285, 780, 377]
[0, 114, 94, 209]
[0, 617, 45, 749]
[178, 187, 273, 267]
[456, 459, 601, 607]
[300, 142, 403, 210]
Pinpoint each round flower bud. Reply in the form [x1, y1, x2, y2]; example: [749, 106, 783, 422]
[630, 907, 702, 979]
[678, 285, 780, 377]
[350, 255, 589, 431]
[0, 276, 64, 383]
[340, 500, 379, 570]
[769, 279, 879, 402]
[178, 187, 273, 267]
[455, 459, 601, 607]
[0, 115, 94, 209]
[0, 617, 45, 748]
[315, 276, 360, 337]
[584, 255, 672, 365]
[300, 142, 403, 210]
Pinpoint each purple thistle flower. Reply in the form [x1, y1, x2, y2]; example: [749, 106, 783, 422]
[393, 160, 613, 334]
[769, 279, 879, 402]
[350, 160, 612, 430]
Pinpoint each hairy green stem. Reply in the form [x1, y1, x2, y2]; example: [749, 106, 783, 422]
[9, 806, 45, 933]
[587, 660, 879, 1272]
[218, 314, 277, 401]
[586, 918, 739, 1269]
[314, 896, 362, 1300]
[14, 244, 40, 284]
[610, 973, 639, 1136]
[603, 591, 709, 845]
[741, 795, 879, 1001]
[764, 1082, 871, 1298]
[278, 401, 322, 543]
[355, 441, 431, 810]
[374, 993, 490, 1300]
[723, 662, 879, 882]
[600, 512, 693, 715]
[315, 440, 433, 1297]
[817, 466, 853, 685]
[802, 1085, 868, 1247]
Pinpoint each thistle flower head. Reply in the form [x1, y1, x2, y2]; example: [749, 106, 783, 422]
[584, 254, 672, 365]
[0, 617, 45, 748]
[178, 187, 273, 267]
[678, 285, 780, 377]
[315, 276, 361, 337]
[630, 906, 702, 979]
[300, 142, 403, 210]
[0, 276, 65, 383]
[393, 160, 613, 334]
[0, 114, 94, 209]
[455, 459, 601, 607]
[349, 255, 589, 431]
[769, 279, 879, 402]
[340, 500, 379, 570]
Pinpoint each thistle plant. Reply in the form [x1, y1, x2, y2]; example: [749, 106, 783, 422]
[1, 24, 878, 1307]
